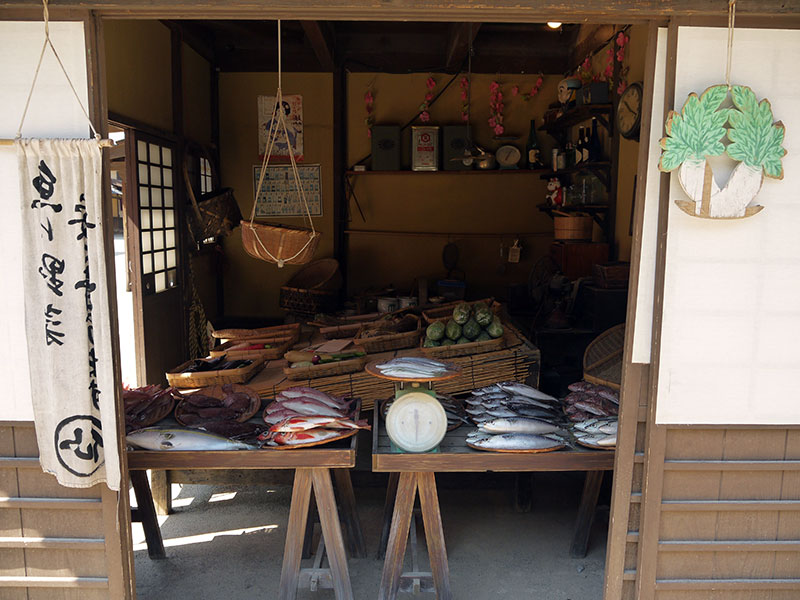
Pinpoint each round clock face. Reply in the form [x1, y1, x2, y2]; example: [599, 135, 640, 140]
[496, 144, 521, 167]
[385, 392, 447, 453]
[618, 82, 643, 139]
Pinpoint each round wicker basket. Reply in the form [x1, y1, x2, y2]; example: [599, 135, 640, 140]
[241, 220, 320, 266]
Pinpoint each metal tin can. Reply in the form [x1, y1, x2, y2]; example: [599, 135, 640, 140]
[411, 126, 439, 171]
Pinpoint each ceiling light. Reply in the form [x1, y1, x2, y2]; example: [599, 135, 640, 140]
[547, 22, 562, 29]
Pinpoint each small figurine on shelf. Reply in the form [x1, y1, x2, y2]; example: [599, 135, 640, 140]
[546, 177, 564, 207]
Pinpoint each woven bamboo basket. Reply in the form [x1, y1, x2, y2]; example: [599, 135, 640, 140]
[353, 317, 423, 354]
[241, 220, 320, 266]
[283, 356, 367, 381]
[583, 323, 624, 390]
[420, 331, 506, 359]
[166, 357, 266, 388]
[209, 337, 292, 361]
[422, 298, 498, 324]
[553, 215, 593, 241]
[212, 322, 300, 343]
[279, 286, 340, 316]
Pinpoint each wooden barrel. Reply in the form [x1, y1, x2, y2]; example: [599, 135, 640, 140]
[553, 215, 593, 241]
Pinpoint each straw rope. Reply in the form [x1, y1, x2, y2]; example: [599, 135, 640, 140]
[725, 0, 737, 89]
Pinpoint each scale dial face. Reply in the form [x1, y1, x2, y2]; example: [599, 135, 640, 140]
[496, 144, 521, 168]
[385, 392, 448, 453]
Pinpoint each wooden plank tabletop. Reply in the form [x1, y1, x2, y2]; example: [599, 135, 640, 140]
[126, 401, 360, 471]
[371, 403, 615, 473]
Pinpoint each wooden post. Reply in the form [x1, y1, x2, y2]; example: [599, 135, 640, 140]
[570, 470, 605, 558]
[279, 468, 313, 600]
[332, 468, 366, 558]
[312, 468, 354, 600]
[417, 472, 452, 600]
[379, 472, 417, 600]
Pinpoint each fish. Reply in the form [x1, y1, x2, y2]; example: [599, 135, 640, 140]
[575, 432, 617, 447]
[269, 416, 370, 433]
[261, 428, 345, 446]
[478, 417, 564, 435]
[375, 357, 453, 377]
[496, 381, 558, 403]
[262, 408, 306, 425]
[196, 421, 267, 439]
[500, 396, 559, 411]
[126, 427, 254, 451]
[573, 418, 618, 435]
[485, 406, 521, 418]
[573, 401, 611, 417]
[467, 433, 564, 452]
[277, 387, 351, 409]
[266, 397, 349, 418]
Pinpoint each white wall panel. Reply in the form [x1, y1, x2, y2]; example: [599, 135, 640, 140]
[0, 21, 89, 420]
[655, 27, 800, 424]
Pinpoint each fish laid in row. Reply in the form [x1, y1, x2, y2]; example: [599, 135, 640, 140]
[374, 357, 456, 379]
[562, 381, 619, 422]
[127, 427, 254, 451]
[466, 431, 564, 452]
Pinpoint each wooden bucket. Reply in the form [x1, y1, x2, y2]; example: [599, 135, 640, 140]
[241, 220, 321, 266]
[553, 215, 593, 241]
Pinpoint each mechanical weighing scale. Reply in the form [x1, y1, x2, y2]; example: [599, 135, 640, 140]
[365, 360, 461, 453]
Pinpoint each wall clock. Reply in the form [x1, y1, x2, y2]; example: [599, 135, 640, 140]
[617, 82, 643, 140]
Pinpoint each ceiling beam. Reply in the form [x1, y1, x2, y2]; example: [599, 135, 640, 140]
[445, 22, 481, 69]
[300, 20, 335, 71]
[569, 24, 616, 72]
[160, 20, 215, 64]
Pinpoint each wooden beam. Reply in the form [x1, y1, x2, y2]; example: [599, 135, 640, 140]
[301, 20, 335, 71]
[569, 24, 616, 71]
[445, 22, 480, 69]
[160, 20, 215, 64]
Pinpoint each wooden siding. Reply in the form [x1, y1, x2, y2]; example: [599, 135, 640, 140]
[0, 423, 123, 600]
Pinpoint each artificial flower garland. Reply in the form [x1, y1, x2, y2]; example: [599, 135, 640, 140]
[460, 76, 470, 122]
[364, 88, 375, 138]
[511, 74, 544, 102]
[488, 80, 505, 136]
[420, 76, 436, 122]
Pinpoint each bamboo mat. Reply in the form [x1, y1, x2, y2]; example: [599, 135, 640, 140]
[247, 324, 541, 412]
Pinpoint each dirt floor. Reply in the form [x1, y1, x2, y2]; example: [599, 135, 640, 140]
[131, 470, 609, 600]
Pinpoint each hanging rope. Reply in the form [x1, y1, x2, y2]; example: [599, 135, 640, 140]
[246, 19, 318, 268]
[17, 0, 100, 140]
[725, 0, 737, 89]
[187, 258, 210, 360]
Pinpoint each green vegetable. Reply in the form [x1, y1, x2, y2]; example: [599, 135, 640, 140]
[452, 302, 471, 325]
[487, 317, 504, 339]
[456, 336, 471, 345]
[441, 338, 456, 346]
[423, 337, 441, 347]
[475, 308, 493, 328]
[476, 331, 492, 342]
[462, 318, 481, 340]
[426, 321, 446, 341]
[472, 301, 488, 314]
[445, 319, 462, 341]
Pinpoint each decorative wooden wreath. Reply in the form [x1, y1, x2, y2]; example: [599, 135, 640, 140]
[659, 85, 786, 219]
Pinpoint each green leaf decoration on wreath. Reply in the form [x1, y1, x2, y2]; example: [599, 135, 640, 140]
[659, 84, 786, 219]
[727, 85, 786, 180]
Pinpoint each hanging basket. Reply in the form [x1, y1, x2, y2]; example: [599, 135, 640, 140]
[241, 220, 321, 266]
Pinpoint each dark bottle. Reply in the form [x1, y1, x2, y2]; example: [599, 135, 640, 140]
[575, 127, 585, 164]
[526, 119, 543, 169]
[589, 117, 603, 161]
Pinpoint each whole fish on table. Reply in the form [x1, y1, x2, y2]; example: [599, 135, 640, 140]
[126, 427, 254, 451]
[575, 432, 617, 447]
[496, 381, 558, 403]
[277, 387, 352, 410]
[265, 398, 349, 418]
[269, 416, 370, 433]
[573, 417, 618, 435]
[467, 432, 564, 452]
[260, 428, 345, 447]
[478, 417, 564, 435]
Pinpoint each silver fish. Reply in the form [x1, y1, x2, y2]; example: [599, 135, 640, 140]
[127, 427, 253, 451]
[496, 382, 558, 403]
[501, 396, 558, 410]
[485, 406, 520, 418]
[478, 417, 563, 435]
[573, 418, 618, 435]
[468, 433, 564, 451]
[576, 432, 617, 447]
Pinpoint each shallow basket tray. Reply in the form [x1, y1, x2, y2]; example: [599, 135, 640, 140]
[241, 220, 321, 266]
[353, 317, 423, 354]
[174, 383, 261, 426]
[209, 337, 292, 361]
[167, 357, 266, 388]
[582, 323, 624, 391]
[283, 356, 367, 381]
[212, 322, 300, 343]
[419, 332, 506, 359]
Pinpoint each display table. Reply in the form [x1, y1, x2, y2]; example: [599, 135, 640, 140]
[372, 403, 615, 600]
[127, 412, 365, 600]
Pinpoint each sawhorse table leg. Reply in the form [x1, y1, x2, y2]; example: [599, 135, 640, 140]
[279, 467, 354, 600]
[379, 472, 452, 600]
[129, 470, 165, 560]
[570, 470, 605, 558]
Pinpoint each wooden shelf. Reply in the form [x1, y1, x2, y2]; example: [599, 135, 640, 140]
[539, 161, 611, 179]
[345, 168, 551, 176]
[539, 104, 613, 133]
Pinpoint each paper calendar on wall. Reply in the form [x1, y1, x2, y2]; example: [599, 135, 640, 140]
[252, 164, 322, 217]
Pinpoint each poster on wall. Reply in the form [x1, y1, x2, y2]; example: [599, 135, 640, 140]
[253, 164, 322, 217]
[258, 94, 303, 160]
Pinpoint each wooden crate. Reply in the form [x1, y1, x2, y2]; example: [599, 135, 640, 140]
[209, 337, 292, 360]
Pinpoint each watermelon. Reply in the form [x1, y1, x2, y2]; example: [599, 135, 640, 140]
[445, 319, 462, 341]
[452, 302, 471, 325]
[462, 318, 481, 340]
[426, 321, 445, 341]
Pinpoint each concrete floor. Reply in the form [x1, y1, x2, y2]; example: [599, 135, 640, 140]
[131, 472, 609, 600]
